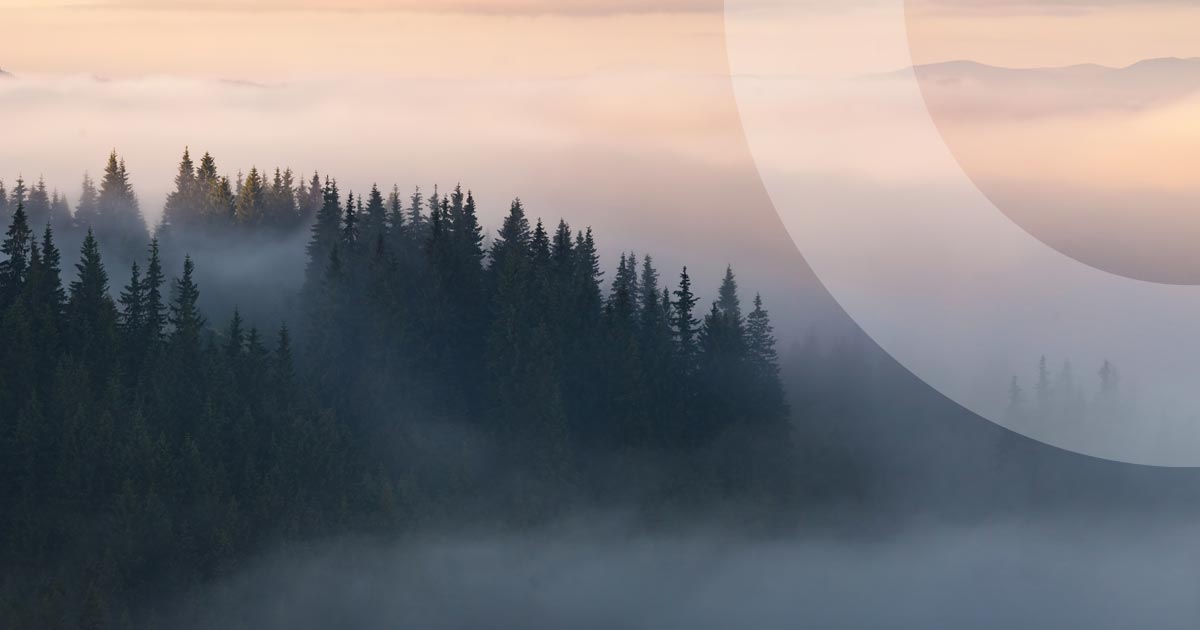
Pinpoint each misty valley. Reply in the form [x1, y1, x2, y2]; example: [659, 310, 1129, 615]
[3, 151, 1200, 629]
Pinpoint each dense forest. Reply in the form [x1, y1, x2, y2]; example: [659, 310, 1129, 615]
[0, 151, 796, 627]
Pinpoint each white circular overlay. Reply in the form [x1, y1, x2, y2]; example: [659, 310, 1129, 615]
[724, 0, 1200, 466]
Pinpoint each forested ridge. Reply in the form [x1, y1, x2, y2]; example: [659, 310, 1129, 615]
[0, 151, 796, 627]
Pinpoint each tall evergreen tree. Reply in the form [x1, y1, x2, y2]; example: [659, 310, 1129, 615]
[162, 148, 198, 229]
[362, 184, 387, 249]
[745, 293, 787, 424]
[235, 166, 266, 226]
[672, 267, 700, 370]
[9, 177, 27, 216]
[0, 202, 32, 303]
[305, 178, 342, 289]
[169, 256, 205, 348]
[25, 177, 50, 228]
[48, 191, 71, 234]
[96, 152, 148, 262]
[342, 192, 359, 250]
[143, 239, 167, 344]
[76, 173, 99, 228]
[66, 230, 119, 378]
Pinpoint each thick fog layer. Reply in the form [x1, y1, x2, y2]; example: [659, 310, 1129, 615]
[163, 517, 1200, 630]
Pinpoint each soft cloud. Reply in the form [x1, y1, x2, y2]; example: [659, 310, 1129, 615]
[6, 0, 723, 15]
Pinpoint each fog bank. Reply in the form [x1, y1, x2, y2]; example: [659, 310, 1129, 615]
[163, 516, 1200, 629]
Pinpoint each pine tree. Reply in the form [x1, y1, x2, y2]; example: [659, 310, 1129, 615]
[672, 267, 700, 370]
[196, 151, 233, 225]
[408, 186, 426, 235]
[118, 261, 146, 342]
[25, 177, 50, 228]
[454, 189, 485, 274]
[9, 177, 27, 215]
[298, 172, 323, 225]
[362, 184, 387, 249]
[1035, 355, 1051, 417]
[305, 178, 342, 288]
[143, 239, 167, 343]
[717, 266, 742, 324]
[24, 226, 66, 390]
[638, 255, 663, 338]
[0, 202, 33, 303]
[49, 191, 71, 234]
[66, 230, 119, 378]
[265, 167, 298, 230]
[607, 253, 638, 328]
[76, 173, 99, 228]
[342, 192, 359, 251]
[33, 225, 66, 317]
[163, 148, 198, 229]
[491, 198, 531, 268]
[745, 293, 787, 424]
[235, 167, 266, 226]
[96, 151, 148, 261]
[169, 256, 205, 347]
[387, 185, 405, 232]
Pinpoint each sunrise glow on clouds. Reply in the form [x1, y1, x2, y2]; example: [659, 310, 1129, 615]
[4, 0, 1200, 295]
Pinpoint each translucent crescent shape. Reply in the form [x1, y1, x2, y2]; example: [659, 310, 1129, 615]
[724, 0, 1200, 466]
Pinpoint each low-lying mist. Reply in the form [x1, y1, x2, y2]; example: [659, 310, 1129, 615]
[160, 513, 1200, 630]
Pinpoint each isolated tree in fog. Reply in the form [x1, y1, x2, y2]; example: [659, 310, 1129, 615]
[96, 151, 149, 261]
[75, 173, 99, 228]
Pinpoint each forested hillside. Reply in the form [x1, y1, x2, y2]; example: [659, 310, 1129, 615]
[0, 151, 795, 627]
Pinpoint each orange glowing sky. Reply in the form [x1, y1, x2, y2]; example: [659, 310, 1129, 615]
[4, 0, 1200, 289]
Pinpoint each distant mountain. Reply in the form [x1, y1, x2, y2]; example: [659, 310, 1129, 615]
[904, 58, 1200, 117]
[0, 68, 12, 79]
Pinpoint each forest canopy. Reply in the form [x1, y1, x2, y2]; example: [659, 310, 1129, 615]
[0, 150, 795, 628]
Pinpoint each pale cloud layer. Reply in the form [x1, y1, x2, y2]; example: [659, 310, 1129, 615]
[3, 0, 722, 14]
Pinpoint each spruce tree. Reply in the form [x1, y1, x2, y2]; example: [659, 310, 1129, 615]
[343, 192, 360, 250]
[672, 267, 700, 369]
[76, 173, 99, 228]
[163, 148, 197, 229]
[0, 202, 32, 303]
[235, 166, 266, 226]
[362, 184, 387, 249]
[25, 177, 50, 228]
[408, 186, 426, 235]
[490, 199, 531, 271]
[169, 256, 204, 347]
[305, 178, 342, 288]
[96, 151, 148, 261]
[66, 230, 119, 378]
[9, 177, 27, 214]
[143, 239, 167, 343]
[118, 261, 146, 342]
[717, 265, 742, 324]
[745, 293, 787, 423]
[49, 191, 71, 234]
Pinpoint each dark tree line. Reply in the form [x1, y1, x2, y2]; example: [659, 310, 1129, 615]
[1005, 356, 1126, 430]
[0, 151, 794, 628]
[298, 177, 793, 504]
